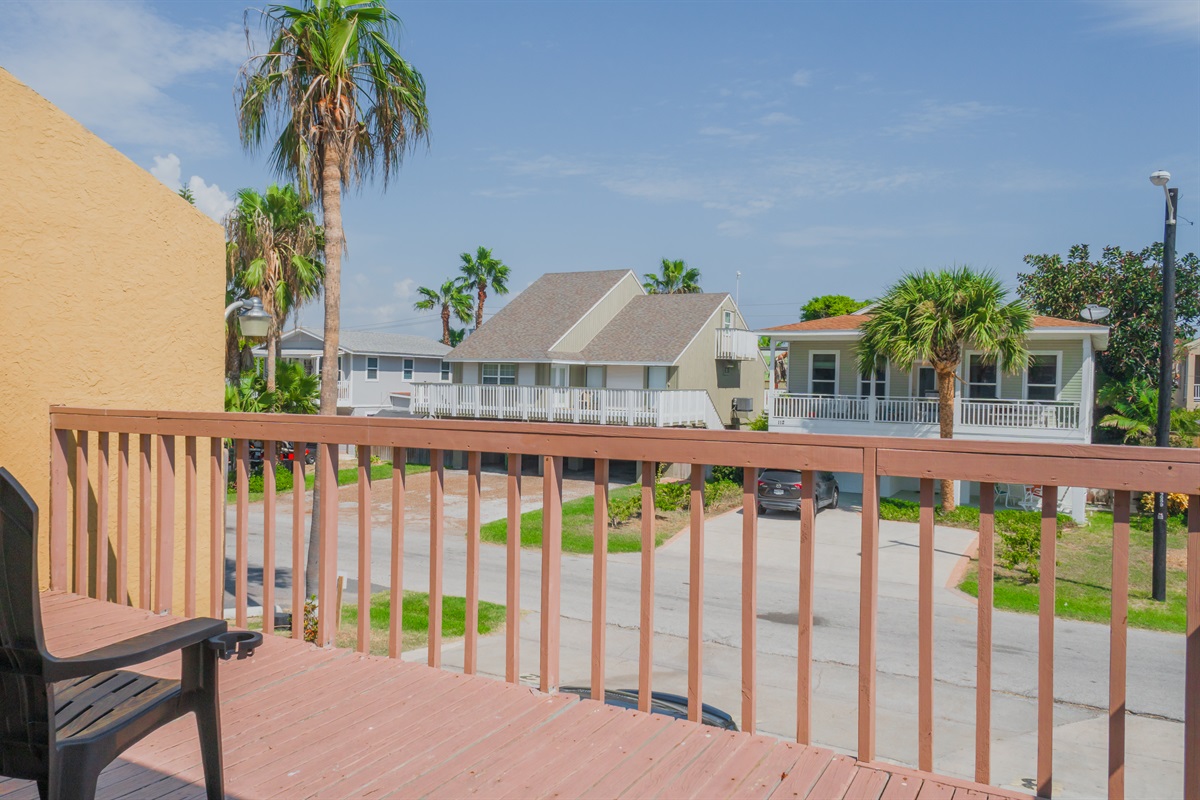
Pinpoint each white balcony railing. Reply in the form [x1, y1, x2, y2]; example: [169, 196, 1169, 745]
[337, 380, 351, 402]
[767, 391, 1082, 432]
[715, 328, 761, 361]
[1194, 383, 1200, 402]
[412, 383, 721, 428]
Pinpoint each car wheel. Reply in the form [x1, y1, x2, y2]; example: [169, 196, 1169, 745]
[304, 453, 316, 466]
[830, 488, 839, 509]
[757, 505, 767, 515]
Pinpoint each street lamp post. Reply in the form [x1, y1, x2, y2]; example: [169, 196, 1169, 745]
[1149, 170, 1178, 603]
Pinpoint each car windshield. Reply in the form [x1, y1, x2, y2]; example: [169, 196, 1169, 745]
[761, 470, 803, 483]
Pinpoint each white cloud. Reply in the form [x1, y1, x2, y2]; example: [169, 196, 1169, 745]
[0, 2, 244, 154]
[717, 219, 753, 237]
[791, 69, 814, 87]
[699, 126, 762, 145]
[759, 112, 799, 126]
[1095, 0, 1200, 42]
[393, 279, 416, 302]
[149, 153, 233, 221]
[472, 186, 537, 199]
[775, 225, 909, 248]
[884, 100, 1006, 137]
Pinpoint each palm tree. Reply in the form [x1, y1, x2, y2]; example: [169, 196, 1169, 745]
[237, 0, 429, 597]
[458, 246, 510, 330]
[226, 184, 324, 392]
[643, 258, 701, 294]
[856, 268, 1032, 511]
[415, 279, 474, 346]
[1099, 379, 1200, 446]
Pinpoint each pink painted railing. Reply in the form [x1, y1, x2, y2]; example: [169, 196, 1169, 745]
[45, 407, 1200, 800]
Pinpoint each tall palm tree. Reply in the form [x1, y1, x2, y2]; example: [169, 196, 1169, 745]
[856, 268, 1032, 511]
[226, 184, 324, 392]
[458, 246, 510, 330]
[237, 0, 429, 597]
[415, 279, 474, 345]
[643, 258, 701, 294]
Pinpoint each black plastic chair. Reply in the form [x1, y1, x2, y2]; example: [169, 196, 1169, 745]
[0, 468, 231, 800]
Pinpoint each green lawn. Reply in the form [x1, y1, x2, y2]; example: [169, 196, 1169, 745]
[958, 511, 1190, 633]
[337, 590, 505, 655]
[228, 460, 429, 503]
[481, 484, 672, 554]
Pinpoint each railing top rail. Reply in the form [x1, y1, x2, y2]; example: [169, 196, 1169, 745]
[410, 383, 710, 395]
[769, 390, 1078, 407]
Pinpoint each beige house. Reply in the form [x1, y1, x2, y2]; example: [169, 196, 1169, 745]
[1177, 337, 1200, 411]
[415, 270, 763, 430]
[0, 69, 225, 610]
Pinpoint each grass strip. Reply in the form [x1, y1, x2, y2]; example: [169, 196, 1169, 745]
[228, 460, 429, 503]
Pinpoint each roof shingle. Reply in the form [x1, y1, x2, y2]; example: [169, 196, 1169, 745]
[761, 313, 1107, 333]
[578, 293, 728, 363]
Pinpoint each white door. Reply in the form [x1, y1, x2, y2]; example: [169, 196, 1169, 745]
[586, 366, 604, 388]
[550, 365, 569, 387]
[606, 365, 644, 390]
[647, 366, 668, 389]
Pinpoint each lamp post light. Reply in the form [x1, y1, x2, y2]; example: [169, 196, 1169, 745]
[1149, 170, 1178, 603]
[224, 296, 271, 339]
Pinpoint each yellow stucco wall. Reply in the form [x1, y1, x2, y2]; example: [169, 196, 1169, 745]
[0, 69, 225, 614]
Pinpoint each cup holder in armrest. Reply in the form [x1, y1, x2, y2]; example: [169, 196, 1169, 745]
[206, 631, 264, 661]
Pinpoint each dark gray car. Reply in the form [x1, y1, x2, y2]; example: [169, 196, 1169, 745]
[756, 469, 839, 514]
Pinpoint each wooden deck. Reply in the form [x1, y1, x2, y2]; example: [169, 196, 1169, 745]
[1, 593, 1030, 799]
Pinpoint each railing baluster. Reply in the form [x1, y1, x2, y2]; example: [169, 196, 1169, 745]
[428, 449, 444, 667]
[96, 433, 109, 603]
[292, 455, 304, 640]
[118, 434, 130, 605]
[317, 441, 339, 647]
[1038, 485, 1058, 799]
[209, 438, 222, 619]
[541, 455, 564, 693]
[155, 434, 175, 614]
[139, 434, 152, 610]
[1109, 490, 1130, 800]
[687, 463, 704, 722]
[357, 444, 371, 653]
[918, 478, 935, 772]
[639, 461, 656, 712]
[389, 447, 406, 658]
[742, 467, 758, 734]
[858, 447, 879, 762]
[464, 451, 482, 673]
[262, 441, 276, 635]
[976, 482, 995, 784]
[235, 439, 249, 627]
[183, 437, 196, 617]
[1185, 493, 1199, 800]
[506, 453, 522, 683]
[797, 469, 815, 743]
[74, 430, 89, 596]
[49, 428, 70, 591]
[592, 459, 609, 698]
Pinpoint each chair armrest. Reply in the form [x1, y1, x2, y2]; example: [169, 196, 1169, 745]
[44, 617, 229, 681]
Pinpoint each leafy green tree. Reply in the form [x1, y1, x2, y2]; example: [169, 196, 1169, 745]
[178, 186, 196, 204]
[415, 279, 474, 345]
[225, 371, 273, 413]
[801, 294, 870, 320]
[1018, 244, 1200, 386]
[226, 184, 324, 392]
[271, 359, 321, 414]
[643, 258, 701, 294]
[448, 327, 466, 346]
[458, 246, 510, 330]
[857, 268, 1032, 511]
[1098, 378, 1200, 447]
[237, 0, 429, 597]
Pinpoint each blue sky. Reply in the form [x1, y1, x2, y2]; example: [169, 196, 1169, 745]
[3, 0, 1197, 338]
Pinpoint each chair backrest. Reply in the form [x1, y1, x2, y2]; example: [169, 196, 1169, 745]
[0, 468, 52, 780]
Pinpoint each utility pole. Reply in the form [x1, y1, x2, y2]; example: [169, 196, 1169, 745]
[1149, 171, 1177, 602]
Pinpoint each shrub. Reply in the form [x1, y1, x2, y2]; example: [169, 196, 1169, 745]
[608, 494, 642, 526]
[709, 465, 743, 484]
[244, 464, 296, 495]
[655, 481, 689, 511]
[748, 412, 769, 431]
[1139, 492, 1189, 515]
[703, 479, 741, 508]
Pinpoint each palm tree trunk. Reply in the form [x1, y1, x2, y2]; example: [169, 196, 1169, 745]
[265, 325, 278, 394]
[936, 367, 957, 512]
[307, 152, 344, 599]
[476, 283, 486, 330]
[225, 324, 241, 383]
[441, 306, 451, 346]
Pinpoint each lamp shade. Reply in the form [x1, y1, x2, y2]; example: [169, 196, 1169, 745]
[238, 297, 271, 339]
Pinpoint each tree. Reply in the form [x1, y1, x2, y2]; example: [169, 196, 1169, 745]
[1019, 244, 1200, 386]
[801, 294, 870, 321]
[415, 279, 474, 345]
[1098, 378, 1200, 447]
[448, 326, 466, 346]
[458, 246, 510, 331]
[226, 184, 324, 392]
[857, 268, 1032, 511]
[178, 186, 196, 204]
[643, 258, 701, 294]
[238, 0, 429, 598]
[224, 359, 319, 415]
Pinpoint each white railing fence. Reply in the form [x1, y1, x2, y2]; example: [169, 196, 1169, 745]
[766, 391, 1082, 431]
[1194, 383, 1200, 402]
[715, 328, 761, 361]
[336, 381, 351, 402]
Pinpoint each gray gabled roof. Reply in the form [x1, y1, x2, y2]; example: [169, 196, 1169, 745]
[281, 327, 450, 357]
[446, 270, 634, 361]
[577, 293, 729, 364]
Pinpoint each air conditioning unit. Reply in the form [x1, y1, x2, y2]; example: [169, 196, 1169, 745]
[732, 397, 754, 413]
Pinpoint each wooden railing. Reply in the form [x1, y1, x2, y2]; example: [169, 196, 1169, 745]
[411, 383, 719, 428]
[45, 407, 1199, 800]
[768, 392, 1082, 432]
[715, 328, 760, 361]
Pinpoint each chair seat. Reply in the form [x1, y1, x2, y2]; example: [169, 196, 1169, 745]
[55, 671, 181, 742]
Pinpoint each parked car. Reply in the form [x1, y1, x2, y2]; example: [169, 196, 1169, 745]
[559, 687, 737, 730]
[226, 441, 265, 472]
[756, 469, 839, 514]
[281, 441, 316, 465]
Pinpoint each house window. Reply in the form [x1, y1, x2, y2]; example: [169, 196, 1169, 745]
[366, 357, 379, 381]
[482, 363, 517, 385]
[550, 365, 569, 387]
[809, 353, 837, 396]
[723, 310, 734, 329]
[967, 355, 998, 399]
[1025, 354, 1059, 401]
[859, 360, 886, 398]
[585, 366, 604, 388]
[403, 358, 414, 380]
[647, 366, 668, 389]
[440, 360, 451, 381]
[917, 366, 937, 398]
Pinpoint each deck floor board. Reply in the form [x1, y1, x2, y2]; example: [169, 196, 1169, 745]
[0, 594, 1032, 799]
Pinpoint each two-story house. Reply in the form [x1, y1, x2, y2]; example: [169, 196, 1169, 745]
[759, 311, 1110, 522]
[413, 269, 763, 430]
[269, 327, 451, 416]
